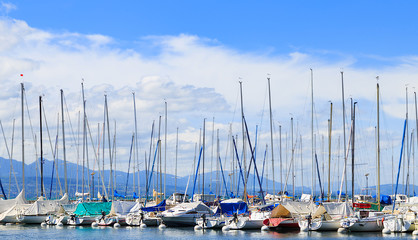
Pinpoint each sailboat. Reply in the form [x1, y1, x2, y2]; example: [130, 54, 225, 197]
[196, 198, 247, 229]
[96, 200, 137, 226]
[159, 201, 213, 227]
[17, 193, 69, 224]
[0, 84, 30, 223]
[263, 201, 316, 231]
[67, 202, 112, 225]
[298, 202, 354, 231]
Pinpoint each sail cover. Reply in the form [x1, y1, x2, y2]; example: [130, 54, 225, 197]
[110, 200, 138, 216]
[141, 199, 166, 212]
[322, 202, 354, 218]
[23, 193, 70, 216]
[271, 201, 317, 218]
[162, 201, 212, 215]
[215, 198, 248, 216]
[0, 190, 28, 214]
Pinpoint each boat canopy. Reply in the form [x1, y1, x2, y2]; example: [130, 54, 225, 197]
[23, 193, 69, 216]
[0, 190, 28, 214]
[372, 194, 392, 205]
[163, 201, 212, 215]
[271, 201, 317, 218]
[109, 200, 138, 216]
[215, 198, 248, 216]
[0, 203, 31, 222]
[322, 202, 354, 217]
[141, 199, 166, 212]
[73, 202, 112, 216]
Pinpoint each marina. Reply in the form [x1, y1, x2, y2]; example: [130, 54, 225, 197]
[1, 1, 418, 239]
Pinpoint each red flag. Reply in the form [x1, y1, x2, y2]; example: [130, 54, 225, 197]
[20, 74, 23, 76]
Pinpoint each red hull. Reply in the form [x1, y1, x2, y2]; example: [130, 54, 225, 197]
[263, 218, 300, 230]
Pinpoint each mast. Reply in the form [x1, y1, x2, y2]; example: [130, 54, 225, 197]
[311, 69, 314, 196]
[414, 91, 418, 196]
[328, 102, 333, 200]
[164, 101, 167, 199]
[291, 117, 294, 200]
[132, 92, 139, 198]
[280, 125, 283, 194]
[341, 72, 348, 199]
[211, 117, 214, 193]
[81, 82, 86, 201]
[175, 127, 178, 193]
[60, 90, 68, 195]
[377, 80, 381, 208]
[300, 135, 303, 195]
[216, 129, 220, 196]
[406, 87, 409, 195]
[268, 77, 276, 197]
[39, 96, 44, 197]
[239, 81, 247, 202]
[202, 118, 206, 201]
[351, 99, 357, 204]
[21, 83, 25, 196]
[105, 95, 113, 201]
[158, 116, 162, 201]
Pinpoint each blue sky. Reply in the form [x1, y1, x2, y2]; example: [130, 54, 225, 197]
[0, 1, 417, 193]
[8, 1, 418, 61]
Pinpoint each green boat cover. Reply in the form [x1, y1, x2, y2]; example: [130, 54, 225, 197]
[73, 202, 112, 216]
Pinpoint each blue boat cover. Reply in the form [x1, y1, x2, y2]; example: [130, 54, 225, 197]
[133, 192, 139, 199]
[372, 194, 392, 205]
[337, 191, 346, 196]
[114, 190, 125, 198]
[216, 201, 248, 216]
[141, 199, 166, 212]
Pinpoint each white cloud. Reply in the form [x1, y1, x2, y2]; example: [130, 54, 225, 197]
[0, 17, 416, 189]
[0, 2, 16, 14]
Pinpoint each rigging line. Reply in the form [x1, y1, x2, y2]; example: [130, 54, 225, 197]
[63, 94, 79, 150]
[218, 156, 229, 197]
[124, 134, 134, 197]
[243, 116, 265, 204]
[49, 133, 59, 199]
[261, 145, 267, 185]
[315, 153, 324, 201]
[23, 91, 40, 197]
[230, 85, 241, 126]
[23, 91, 38, 156]
[0, 120, 20, 193]
[85, 115, 108, 198]
[145, 140, 160, 206]
[42, 106, 63, 195]
[63, 90, 80, 194]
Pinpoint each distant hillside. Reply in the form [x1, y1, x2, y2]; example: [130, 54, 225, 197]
[0, 157, 413, 200]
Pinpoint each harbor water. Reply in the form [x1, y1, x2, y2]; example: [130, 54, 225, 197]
[0, 224, 412, 240]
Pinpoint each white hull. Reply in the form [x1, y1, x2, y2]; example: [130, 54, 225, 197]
[228, 216, 264, 230]
[126, 214, 161, 226]
[67, 216, 96, 225]
[46, 215, 67, 225]
[18, 215, 48, 224]
[0, 215, 20, 223]
[341, 217, 384, 232]
[299, 219, 341, 231]
[383, 216, 415, 232]
[196, 217, 226, 229]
